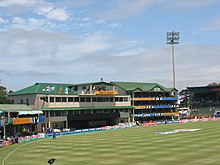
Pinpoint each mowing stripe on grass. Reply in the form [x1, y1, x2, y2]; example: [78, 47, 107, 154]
[1, 139, 43, 165]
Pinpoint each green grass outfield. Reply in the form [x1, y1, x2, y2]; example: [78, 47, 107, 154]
[1, 120, 220, 165]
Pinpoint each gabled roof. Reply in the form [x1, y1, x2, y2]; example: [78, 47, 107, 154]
[111, 81, 174, 92]
[165, 88, 178, 92]
[9, 83, 76, 96]
[0, 104, 32, 112]
[0, 104, 43, 114]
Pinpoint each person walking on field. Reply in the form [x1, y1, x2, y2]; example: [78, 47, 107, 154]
[52, 131, 56, 140]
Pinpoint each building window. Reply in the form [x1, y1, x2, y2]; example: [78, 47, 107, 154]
[110, 97, 114, 102]
[98, 97, 105, 102]
[105, 97, 110, 102]
[80, 97, 85, 102]
[86, 97, 91, 102]
[62, 97, 67, 102]
[75, 97, 79, 102]
[50, 97, 54, 103]
[56, 97, 61, 102]
[20, 99, 23, 104]
[124, 97, 128, 102]
[62, 111, 67, 116]
[85, 110, 91, 114]
[54, 111, 61, 116]
[68, 97, 73, 102]
[74, 110, 80, 115]
[40, 97, 48, 102]
[116, 97, 124, 102]
[92, 97, 97, 102]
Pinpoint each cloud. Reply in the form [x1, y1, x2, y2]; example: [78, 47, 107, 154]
[36, 6, 71, 21]
[157, 0, 219, 9]
[0, 0, 36, 7]
[0, 29, 113, 75]
[73, 43, 220, 90]
[9, 17, 48, 30]
[93, 0, 153, 20]
[0, 17, 9, 24]
[0, 26, 219, 91]
[0, 0, 71, 21]
[90, 0, 219, 20]
[109, 23, 121, 28]
[201, 16, 220, 31]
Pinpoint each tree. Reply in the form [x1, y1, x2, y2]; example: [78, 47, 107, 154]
[0, 86, 12, 104]
[208, 82, 220, 86]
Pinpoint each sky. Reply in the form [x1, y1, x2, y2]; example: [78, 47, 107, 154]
[0, 0, 220, 92]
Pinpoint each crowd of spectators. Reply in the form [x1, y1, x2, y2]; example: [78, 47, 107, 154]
[192, 94, 220, 105]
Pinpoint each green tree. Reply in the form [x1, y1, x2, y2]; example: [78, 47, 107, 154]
[0, 85, 12, 104]
[208, 82, 220, 86]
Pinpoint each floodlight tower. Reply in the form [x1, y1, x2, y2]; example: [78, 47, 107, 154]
[166, 31, 180, 89]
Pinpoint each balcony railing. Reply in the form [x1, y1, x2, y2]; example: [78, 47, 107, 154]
[95, 90, 118, 95]
[132, 97, 178, 101]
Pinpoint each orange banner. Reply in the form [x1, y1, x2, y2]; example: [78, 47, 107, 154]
[13, 118, 31, 125]
[134, 106, 145, 109]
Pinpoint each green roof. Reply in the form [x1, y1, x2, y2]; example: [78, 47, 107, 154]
[9, 83, 76, 96]
[0, 104, 33, 112]
[165, 88, 178, 92]
[42, 106, 133, 111]
[111, 81, 168, 92]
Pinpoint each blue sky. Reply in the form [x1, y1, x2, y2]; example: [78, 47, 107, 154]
[0, 0, 220, 91]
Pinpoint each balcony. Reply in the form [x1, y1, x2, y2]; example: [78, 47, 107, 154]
[96, 90, 118, 95]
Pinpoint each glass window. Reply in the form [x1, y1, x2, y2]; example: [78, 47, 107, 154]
[68, 97, 73, 102]
[40, 97, 48, 102]
[115, 97, 119, 102]
[80, 97, 85, 102]
[62, 97, 67, 102]
[56, 97, 61, 102]
[124, 97, 128, 102]
[55, 111, 61, 116]
[97, 97, 101, 102]
[75, 97, 79, 102]
[50, 111, 55, 117]
[74, 111, 80, 115]
[92, 97, 97, 102]
[85, 110, 91, 114]
[120, 97, 123, 102]
[110, 97, 114, 102]
[86, 97, 91, 102]
[50, 97, 54, 103]
[105, 97, 110, 102]
[62, 111, 67, 116]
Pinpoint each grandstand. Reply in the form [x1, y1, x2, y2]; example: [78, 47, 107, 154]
[187, 85, 220, 117]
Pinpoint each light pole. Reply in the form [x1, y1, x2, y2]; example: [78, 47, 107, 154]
[166, 31, 180, 89]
